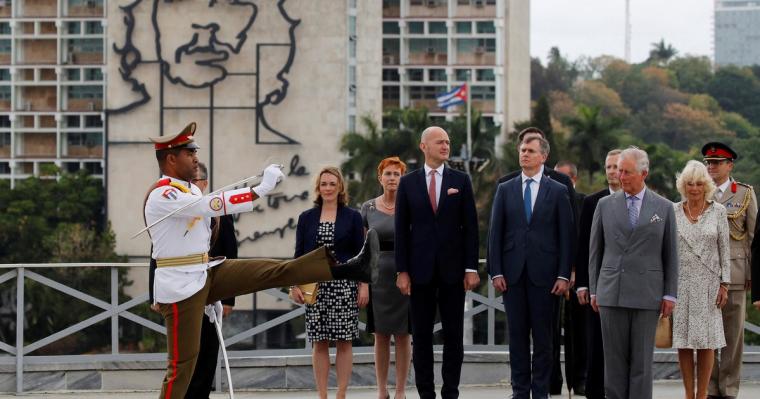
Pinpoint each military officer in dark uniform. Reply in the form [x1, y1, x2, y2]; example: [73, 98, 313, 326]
[703, 142, 757, 399]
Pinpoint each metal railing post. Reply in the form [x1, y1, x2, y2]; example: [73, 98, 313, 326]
[111, 266, 118, 354]
[16, 267, 24, 394]
[487, 282, 495, 346]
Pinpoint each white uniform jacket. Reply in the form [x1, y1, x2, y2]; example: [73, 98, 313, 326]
[145, 175, 254, 303]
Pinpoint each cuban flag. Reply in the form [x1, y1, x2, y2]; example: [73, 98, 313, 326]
[436, 84, 467, 110]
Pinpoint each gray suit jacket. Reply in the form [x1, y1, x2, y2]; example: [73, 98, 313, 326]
[588, 188, 678, 310]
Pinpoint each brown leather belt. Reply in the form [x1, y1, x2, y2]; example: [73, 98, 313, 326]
[156, 253, 209, 268]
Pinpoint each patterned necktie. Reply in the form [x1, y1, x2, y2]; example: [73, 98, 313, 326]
[628, 195, 639, 229]
[524, 178, 533, 223]
[428, 170, 437, 213]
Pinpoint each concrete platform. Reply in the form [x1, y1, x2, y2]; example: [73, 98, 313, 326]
[1, 382, 760, 399]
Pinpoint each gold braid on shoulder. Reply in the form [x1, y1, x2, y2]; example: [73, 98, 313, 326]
[727, 186, 753, 241]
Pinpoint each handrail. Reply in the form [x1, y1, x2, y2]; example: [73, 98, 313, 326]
[1, 261, 759, 394]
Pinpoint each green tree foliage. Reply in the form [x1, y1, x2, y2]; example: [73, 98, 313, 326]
[707, 66, 760, 126]
[669, 56, 713, 93]
[0, 171, 127, 354]
[566, 105, 622, 184]
[571, 80, 631, 119]
[647, 39, 678, 66]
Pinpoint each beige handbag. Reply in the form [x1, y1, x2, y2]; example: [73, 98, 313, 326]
[289, 282, 319, 305]
[654, 314, 672, 348]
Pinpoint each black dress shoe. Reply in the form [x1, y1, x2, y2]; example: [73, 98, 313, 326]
[329, 228, 378, 283]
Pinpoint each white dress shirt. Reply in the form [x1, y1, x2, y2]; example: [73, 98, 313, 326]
[521, 167, 543, 212]
[715, 179, 731, 200]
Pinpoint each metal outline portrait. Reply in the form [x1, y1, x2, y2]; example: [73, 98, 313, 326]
[109, 0, 300, 145]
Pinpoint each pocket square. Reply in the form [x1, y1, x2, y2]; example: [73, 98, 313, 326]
[447, 188, 459, 195]
[650, 214, 662, 223]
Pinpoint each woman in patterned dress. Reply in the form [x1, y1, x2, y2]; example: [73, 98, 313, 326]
[292, 166, 367, 399]
[672, 160, 731, 399]
[360, 157, 412, 399]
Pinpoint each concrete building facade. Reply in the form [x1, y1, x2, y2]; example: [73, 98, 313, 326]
[0, 0, 106, 188]
[381, 0, 530, 142]
[715, 0, 760, 67]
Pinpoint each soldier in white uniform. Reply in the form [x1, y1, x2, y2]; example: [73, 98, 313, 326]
[143, 122, 378, 399]
[703, 142, 757, 399]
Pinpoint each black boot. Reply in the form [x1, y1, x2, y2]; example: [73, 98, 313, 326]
[329, 229, 378, 283]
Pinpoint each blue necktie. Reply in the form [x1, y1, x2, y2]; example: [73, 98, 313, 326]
[524, 178, 533, 223]
[628, 195, 639, 229]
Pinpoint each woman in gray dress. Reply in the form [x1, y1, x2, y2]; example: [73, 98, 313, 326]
[360, 157, 411, 399]
[672, 160, 730, 399]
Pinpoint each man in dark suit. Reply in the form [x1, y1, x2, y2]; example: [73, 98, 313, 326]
[186, 163, 237, 399]
[553, 160, 587, 396]
[395, 126, 479, 399]
[575, 149, 622, 399]
[488, 135, 574, 399]
[498, 128, 578, 395]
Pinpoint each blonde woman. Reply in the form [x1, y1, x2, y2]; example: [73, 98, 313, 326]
[292, 166, 367, 399]
[672, 160, 730, 399]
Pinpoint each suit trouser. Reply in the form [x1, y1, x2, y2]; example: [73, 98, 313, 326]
[184, 314, 220, 399]
[709, 289, 746, 397]
[503, 275, 556, 399]
[410, 281, 465, 399]
[598, 306, 659, 399]
[585, 305, 606, 399]
[157, 247, 334, 399]
[550, 291, 588, 394]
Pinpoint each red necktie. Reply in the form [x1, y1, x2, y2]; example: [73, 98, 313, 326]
[428, 170, 437, 212]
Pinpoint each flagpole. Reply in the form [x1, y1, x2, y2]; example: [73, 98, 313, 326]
[465, 71, 472, 175]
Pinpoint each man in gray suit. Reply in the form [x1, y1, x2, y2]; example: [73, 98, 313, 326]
[588, 146, 678, 399]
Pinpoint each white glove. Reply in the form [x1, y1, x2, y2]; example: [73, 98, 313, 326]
[252, 164, 285, 197]
[204, 301, 223, 325]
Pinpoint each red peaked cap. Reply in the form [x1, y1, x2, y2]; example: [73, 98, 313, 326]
[701, 141, 737, 161]
[149, 122, 200, 151]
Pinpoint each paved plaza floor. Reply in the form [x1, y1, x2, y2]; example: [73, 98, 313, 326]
[2, 382, 760, 399]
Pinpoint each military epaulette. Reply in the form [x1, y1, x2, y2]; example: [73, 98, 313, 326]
[735, 181, 753, 190]
[153, 178, 191, 193]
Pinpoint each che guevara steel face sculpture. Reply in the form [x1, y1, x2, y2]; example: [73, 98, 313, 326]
[110, 0, 300, 144]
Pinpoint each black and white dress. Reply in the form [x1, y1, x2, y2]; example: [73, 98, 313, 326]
[305, 221, 359, 342]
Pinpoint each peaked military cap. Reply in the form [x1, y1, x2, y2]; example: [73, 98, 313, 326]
[701, 141, 737, 161]
[150, 122, 200, 151]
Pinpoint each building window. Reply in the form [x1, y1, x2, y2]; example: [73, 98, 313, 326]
[0, 69, 9, 81]
[84, 68, 103, 81]
[67, 69, 81, 81]
[69, 0, 104, 6]
[0, 22, 11, 35]
[471, 85, 495, 100]
[68, 86, 103, 99]
[476, 21, 495, 34]
[84, 162, 103, 175]
[382, 86, 400, 100]
[429, 69, 447, 81]
[0, 39, 10, 54]
[84, 115, 102, 127]
[456, 38, 495, 53]
[429, 21, 447, 34]
[84, 21, 103, 35]
[67, 132, 102, 147]
[69, 38, 103, 53]
[0, 162, 10, 174]
[409, 38, 447, 53]
[409, 85, 439, 100]
[67, 22, 81, 34]
[455, 21, 471, 34]
[382, 68, 400, 81]
[0, 86, 9, 100]
[0, 115, 9, 128]
[408, 68, 424, 81]
[382, 22, 400, 35]
[476, 68, 495, 81]
[0, 133, 9, 147]
[455, 68, 471, 81]
[66, 115, 81, 127]
[408, 21, 424, 34]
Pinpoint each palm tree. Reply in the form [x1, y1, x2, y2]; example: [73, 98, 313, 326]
[648, 39, 678, 65]
[566, 105, 622, 184]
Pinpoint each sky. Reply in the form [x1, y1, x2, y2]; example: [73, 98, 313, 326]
[531, 0, 714, 63]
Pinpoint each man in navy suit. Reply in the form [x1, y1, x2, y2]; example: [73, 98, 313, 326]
[488, 136, 574, 398]
[395, 126, 479, 399]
